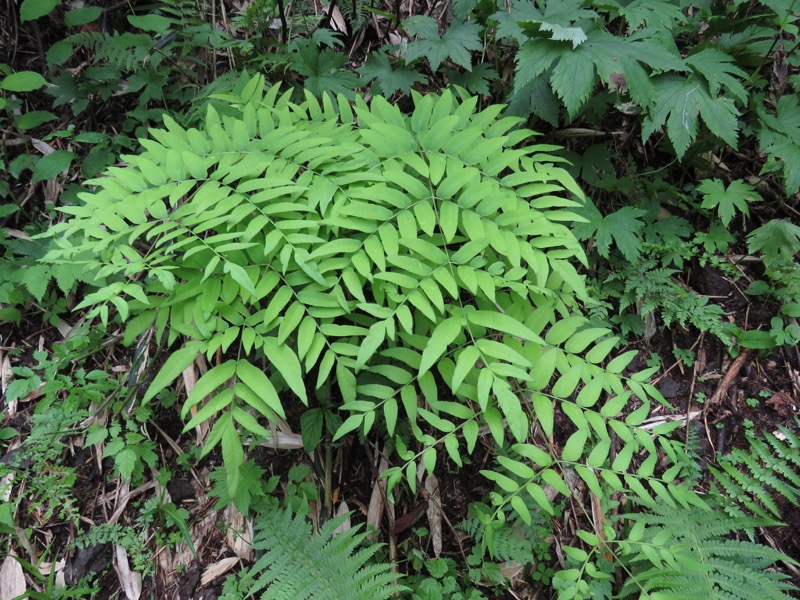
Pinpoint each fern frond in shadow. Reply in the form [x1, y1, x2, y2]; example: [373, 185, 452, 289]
[618, 502, 798, 599]
[710, 422, 800, 520]
[221, 506, 406, 600]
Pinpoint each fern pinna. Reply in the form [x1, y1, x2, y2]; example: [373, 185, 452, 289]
[220, 506, 405, 599]
[617, 502, 798, 599]
[710, 422, 800, 520]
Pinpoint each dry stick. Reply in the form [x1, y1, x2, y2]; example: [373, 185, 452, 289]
[708, 349, 751, 407]
[701, 349, 750, 454]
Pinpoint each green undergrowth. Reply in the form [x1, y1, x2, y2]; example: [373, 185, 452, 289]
[37, 75, 800, 597]
[2, 0, 800, 597]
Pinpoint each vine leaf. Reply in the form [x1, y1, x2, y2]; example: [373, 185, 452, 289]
[756, 95, 800, 194]
[642, 75, 739, 159]
[619, 0, 686, 30]
[444, 63, 499, 96]
[573, 203, 646, 262]
[404, 17, 483, 72]
[698, 178, 762, 227]
[289, 40, 358, 98]
[747, 219, 800, 264]
[685, 48, 748, 102]
[359, 51, 426, 96]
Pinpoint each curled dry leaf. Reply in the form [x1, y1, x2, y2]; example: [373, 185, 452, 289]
[224, 503, 254, 562]
[1, 352, 12, 395]
[0, 556, 26, 600]
[261, 431, 305, 449]
[114, 545, 142, 600]
[499, 560, 524, 581]
[1, 351, 15, 418]
[333, 501, 352, 537]
[38, 560, 67, 587]
[424, 474, 442, 557]
[366, 454, 389, 539]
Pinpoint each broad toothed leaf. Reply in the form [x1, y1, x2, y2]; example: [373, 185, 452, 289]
[643, 74, 739, 159]
[404, 17, 483, 72]
[359, 51, 426, 96]
[698, 178, 762, 227]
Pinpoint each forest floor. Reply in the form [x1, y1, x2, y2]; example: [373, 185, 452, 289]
[3, 260, 799, 599]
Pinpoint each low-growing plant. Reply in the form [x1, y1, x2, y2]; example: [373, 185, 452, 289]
[220, 504, 406, 599]
[43, 74, 663, 502]
[41, 75, 796, 595]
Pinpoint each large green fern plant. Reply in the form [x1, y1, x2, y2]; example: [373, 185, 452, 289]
[44, 75, 678, 521]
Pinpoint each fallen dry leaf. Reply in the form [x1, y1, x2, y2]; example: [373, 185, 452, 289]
[200, 557, 239, 587]
[114, 545, 142, 600]
[0, 556, 26, 600]
[424, 475, 442, 557]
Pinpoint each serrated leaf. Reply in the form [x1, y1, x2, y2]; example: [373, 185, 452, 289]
[444, 63, 499, 96]
[113, 448, 138, 481]
[20, 264, 50, 301]
[513, 39, 563, 94]
[748, 219, 800, 263]
[359, 51, 426, 96]
[573, 202, 645, 262]
[550, 49, 595, 119]
[404, 17, 483, 72]
[698, 178, 761, 227]
[685, 48, 747, 103]
[643, 75, 739, 159]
